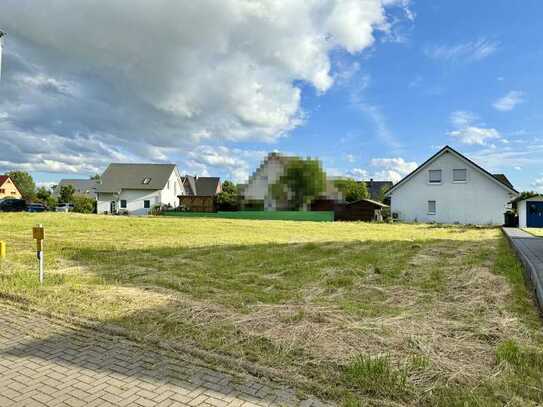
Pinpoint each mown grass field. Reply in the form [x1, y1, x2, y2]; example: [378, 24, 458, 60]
[1, 213, 542, 406]
[526, 228, 543, 237]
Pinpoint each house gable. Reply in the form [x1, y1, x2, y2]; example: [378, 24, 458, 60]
[385, 146, 518, 196]
[0, 176, 22, 199]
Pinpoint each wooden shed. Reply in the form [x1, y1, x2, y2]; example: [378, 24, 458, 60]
[178, 195, 216, 212]
[334, 199, 389, 222]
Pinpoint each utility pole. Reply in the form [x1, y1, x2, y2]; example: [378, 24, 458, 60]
[0, 30, 5, 80]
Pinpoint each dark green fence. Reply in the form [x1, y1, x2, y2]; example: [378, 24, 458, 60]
[161, 210, 334, 222]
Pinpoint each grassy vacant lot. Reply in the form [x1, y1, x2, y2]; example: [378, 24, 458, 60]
[526, 228, 543, 237]
[1, 213, 542, 405]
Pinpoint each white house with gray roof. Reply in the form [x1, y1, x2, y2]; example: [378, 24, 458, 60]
[96, 163, 183, 215]
[385, 145, 519, 225]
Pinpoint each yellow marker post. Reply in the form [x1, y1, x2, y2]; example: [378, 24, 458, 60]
[32, 224, 45, 285]
[0, 241, 5, 258]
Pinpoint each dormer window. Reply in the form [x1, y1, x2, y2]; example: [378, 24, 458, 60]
[428, 170, 442, 184]
[142, 177, 152, 185]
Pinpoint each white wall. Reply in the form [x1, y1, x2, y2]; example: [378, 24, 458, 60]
[97, 192, 115, 214]
[119, 190, 161, 215]
[519, 200, 527, 228]
[389, 151, 517, 225]
[159, 170, 184, 208]
[518, 196, 543, 228]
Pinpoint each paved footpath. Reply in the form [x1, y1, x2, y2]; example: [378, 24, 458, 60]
[0, 302, 327, 407]
[503, 227, 543, 311]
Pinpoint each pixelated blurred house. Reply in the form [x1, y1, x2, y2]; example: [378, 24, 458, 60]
[178, 176, 221, 212]
[240, 152, 342, 211]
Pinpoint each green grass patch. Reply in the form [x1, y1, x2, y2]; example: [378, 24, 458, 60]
[0, 213, 541, 405]
[343, 354, 410, 399]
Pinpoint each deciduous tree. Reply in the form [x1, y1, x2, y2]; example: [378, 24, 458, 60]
[6, 171, 35, 201]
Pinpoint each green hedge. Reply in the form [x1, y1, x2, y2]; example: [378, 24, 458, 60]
[161, 210, 334, 222]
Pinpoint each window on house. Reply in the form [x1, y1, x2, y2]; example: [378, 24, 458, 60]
[144, 200, 150, 209]
[142, 177, 152, 185]
[428, 200, 436, 215]
[429, 170, 442, 184]
[120, 200, 127, 209]
[0, 189, 4, 194]
[453, 169, 467, 182]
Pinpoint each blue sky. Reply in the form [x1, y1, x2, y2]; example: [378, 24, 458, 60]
[1, 1, 542, 192]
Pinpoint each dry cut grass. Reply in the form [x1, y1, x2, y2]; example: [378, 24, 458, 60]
[0, 213, 542, 405]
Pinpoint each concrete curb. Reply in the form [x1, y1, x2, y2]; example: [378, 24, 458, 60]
[501, 228, 543, 314]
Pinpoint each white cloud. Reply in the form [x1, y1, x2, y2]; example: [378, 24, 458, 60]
[448, 110, 504, 145]
[369, 157, 417, 182]
[187, 146, 267, 183]
[533, 178, 543, 192]
[425, 38, 499, 62]
[493, 91, 525, 112]
[1, 0, 401, 145]
[450, 110, 478, 128]
[36, 181, 57, 191]
[347, 168, 369, 179]
[469, 144, 543, 170]
[449, 127, 501, 145]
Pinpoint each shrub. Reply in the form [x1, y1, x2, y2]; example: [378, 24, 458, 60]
[149, 204, 162, 216]
[72, 195, 96, 213]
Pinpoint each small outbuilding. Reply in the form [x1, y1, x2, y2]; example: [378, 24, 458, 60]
[516, 195, 543, 228]
[310, 198, 388, 221]
[334, 199, 389, 222]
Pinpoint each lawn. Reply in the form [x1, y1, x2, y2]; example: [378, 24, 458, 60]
[525, 228, 543, 237]
[1, 213, 542, 405]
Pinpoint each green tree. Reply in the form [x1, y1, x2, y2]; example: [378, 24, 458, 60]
[59, 185, 76, 203]
[518, 191, 539, 201]
[6, 171, 35, 201]
[377, 184, 390, 203]
[272, 158, 326, 210]
[72, 195, 96, 213]
[35, 186, 57, 209]
[90, 174, 101, 180]
[334, 179, 368, 202]
[216, 180, 240, 211]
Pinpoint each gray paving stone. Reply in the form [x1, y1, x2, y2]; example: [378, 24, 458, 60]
[0, 302, 329, 406]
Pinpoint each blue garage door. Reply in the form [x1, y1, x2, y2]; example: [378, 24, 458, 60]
[527, 201, 543, 227]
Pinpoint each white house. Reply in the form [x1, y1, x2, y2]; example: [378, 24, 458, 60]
[385, 146, 519, 225]
[516, 196, 543, 228]
[96, 163, 183, 215]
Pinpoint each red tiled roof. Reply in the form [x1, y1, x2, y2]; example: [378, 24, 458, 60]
[0, 175, 9, 186]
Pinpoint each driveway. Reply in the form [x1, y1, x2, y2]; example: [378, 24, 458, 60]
[0, 301, 326, 407]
